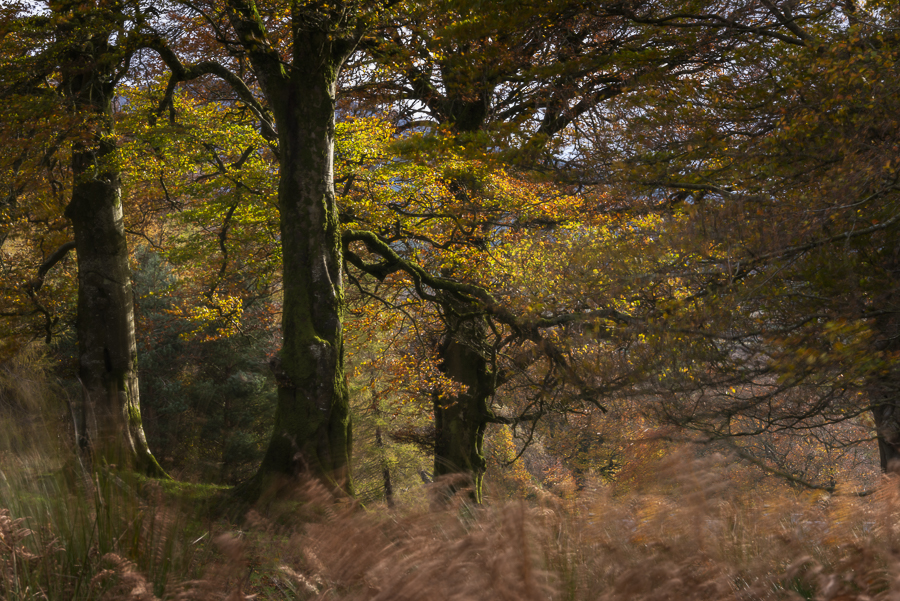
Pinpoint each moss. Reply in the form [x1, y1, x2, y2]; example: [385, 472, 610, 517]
[137, 449, 171, 480]
[130, 472, 229, 518]
[126, 402, 142, 428]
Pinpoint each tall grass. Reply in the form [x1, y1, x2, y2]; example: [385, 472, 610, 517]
[0, 350, 211, 599]
[3, 350, 900, 599]
[151, 463, 900, 601]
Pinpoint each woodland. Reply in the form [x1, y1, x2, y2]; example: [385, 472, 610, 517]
[0, 0, 899, 599]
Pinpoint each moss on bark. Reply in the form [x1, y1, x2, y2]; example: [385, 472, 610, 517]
[235, 33, 354, 500]
[60, 33, 167, 479]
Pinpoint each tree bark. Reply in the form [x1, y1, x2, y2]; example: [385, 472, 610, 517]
[54, 12, 166, 477]
[872, 399, 900, 473]
[869, 247, 900, 474]
[236, 26, 353, 499]
[63, 107, 166, 478]
[433, 312, 494, 504]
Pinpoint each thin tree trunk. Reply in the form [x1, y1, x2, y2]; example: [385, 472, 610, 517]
[375, 425, 394, 507]
[370, 389, 394, 507]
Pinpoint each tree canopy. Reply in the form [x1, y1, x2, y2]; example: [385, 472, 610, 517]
[0, 0, 896, 502]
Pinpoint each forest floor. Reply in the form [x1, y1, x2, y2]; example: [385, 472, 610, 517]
[2, 446, 899, 600]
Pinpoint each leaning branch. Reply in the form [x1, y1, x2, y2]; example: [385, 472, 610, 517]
[343, 228, 630, 403]
[36, 241, 76, 283]
[140, 37, 278, 150]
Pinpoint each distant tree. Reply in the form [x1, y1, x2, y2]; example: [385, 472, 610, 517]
[604, 0, 900, 482]
[341, 0, 732, 501]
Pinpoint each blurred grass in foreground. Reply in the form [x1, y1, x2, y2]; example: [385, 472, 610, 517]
[2, 350, 900, 600]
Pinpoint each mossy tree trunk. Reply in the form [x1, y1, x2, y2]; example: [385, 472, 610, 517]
[433, 309, 495, 504]
[226, 5, 355, 498]
[59, 26, 166, 477]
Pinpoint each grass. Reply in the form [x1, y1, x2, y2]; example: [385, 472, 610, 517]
[2, 353, 900, 599]
[0, 457, 217, 599]
[4, 452, 900, 600]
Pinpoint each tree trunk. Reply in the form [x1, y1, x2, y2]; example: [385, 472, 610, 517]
[869, 248, 900, 474]
[57, 24, 166, 477]
[375, 424, 394, 507]
[434, 317, 494, 504]
[428, 97, 500, 504]
[65, 137, 167, 478]
[240, 38, 352, 499]
[872, 399, 900, 473]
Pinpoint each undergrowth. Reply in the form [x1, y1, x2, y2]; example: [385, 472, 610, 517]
[4, 450, 900, 600]
[3, 353, 900, 599]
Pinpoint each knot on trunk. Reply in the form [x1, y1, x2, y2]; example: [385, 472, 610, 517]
[269, 355, 295, 388]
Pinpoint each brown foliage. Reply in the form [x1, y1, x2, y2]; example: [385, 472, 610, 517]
[7, 452, 900, 600]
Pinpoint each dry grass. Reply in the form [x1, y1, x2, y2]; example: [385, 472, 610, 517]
[3, 353, 900, 599]
[212, 456, 900, 600]
[4, 451, 900, 599]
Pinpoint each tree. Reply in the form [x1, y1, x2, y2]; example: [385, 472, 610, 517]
[598, 0, 900, 483]
[145, 0, 412, 498]
[0, 0, 167, 476]
[338, 0, 729, 501]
